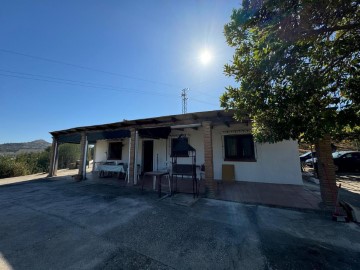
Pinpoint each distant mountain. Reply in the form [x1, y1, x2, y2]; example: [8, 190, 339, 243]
[0, 140, 51, 156]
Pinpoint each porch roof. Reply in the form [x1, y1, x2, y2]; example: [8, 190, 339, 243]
[57, 130, 131, 144]
[51, 109, 249, 143]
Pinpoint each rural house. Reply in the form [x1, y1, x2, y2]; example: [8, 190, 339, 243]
[48, 110, 302, 195]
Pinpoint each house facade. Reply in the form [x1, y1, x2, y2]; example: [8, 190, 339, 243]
[48, 110, 302, 194]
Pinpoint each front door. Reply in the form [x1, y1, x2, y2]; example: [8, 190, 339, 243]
[143, 140, 154, 172]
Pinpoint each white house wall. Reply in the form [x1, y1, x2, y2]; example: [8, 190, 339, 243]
[168, 129, 205, 165]
[93, 124, 302, 185]
[94, 140, 108, 164]
[212, 124, 303, 185]
[153, 139, 167, 170]
[94, 138, 130, 165]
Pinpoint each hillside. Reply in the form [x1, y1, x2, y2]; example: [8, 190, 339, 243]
[0, 140, 51, 156]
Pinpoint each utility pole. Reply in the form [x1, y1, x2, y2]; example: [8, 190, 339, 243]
[181, 88, 188, 114]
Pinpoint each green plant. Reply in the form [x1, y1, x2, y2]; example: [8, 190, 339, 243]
[221, 0, 359, 206]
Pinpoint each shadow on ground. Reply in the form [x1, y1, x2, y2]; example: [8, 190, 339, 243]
[0, 176, 359, 269]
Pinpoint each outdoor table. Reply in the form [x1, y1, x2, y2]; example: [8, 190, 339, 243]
[98, 164, 125, 178]
[143, 171, 170, 198]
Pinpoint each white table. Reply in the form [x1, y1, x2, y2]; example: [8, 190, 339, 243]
[98, 164, 125, 178]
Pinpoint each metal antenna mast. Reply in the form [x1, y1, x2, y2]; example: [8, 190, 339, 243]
[181, 88, 188, 114]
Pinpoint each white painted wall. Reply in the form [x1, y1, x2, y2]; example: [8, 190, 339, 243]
[212, 124, 303, 185]
[135, 129, 206, 172]
[94, 140, 108, 164]
[93, 123, 302, 185]
[166, 128, 205, 165]
[94, 139, 130, 170]
[153, 139, 167, 170]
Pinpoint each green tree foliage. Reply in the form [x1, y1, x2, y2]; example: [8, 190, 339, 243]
[37, 146, 51, 172]
[58, 143, 81, 169]
[0, 147, 51, 179]
[222, 0, 359, 206]
[221, 0, 359, 143]
[0, 157, 29, 178]
[88, 146, 94, 162]
[0, 143, 82, 179]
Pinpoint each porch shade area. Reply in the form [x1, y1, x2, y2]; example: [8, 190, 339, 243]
[57, 130, 131, 144]
[138, 127, 171, 139]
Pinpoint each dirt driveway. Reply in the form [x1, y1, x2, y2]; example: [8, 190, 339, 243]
[0, 176, 359, 269]
[303, 169, 360, 208]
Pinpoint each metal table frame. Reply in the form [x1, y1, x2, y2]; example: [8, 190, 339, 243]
[143, 171, 170, 198]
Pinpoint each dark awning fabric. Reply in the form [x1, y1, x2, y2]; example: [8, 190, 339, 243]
[57, 130, 130, 144]
[87, 130, 130, 143]
[138, 127, 171, 139]
[57, 133, 82, 144]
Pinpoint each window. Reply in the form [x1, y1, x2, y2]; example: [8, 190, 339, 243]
[171, 137, 189, 157]
[224, 134, 255, 161]
[108, 142, 122, 159]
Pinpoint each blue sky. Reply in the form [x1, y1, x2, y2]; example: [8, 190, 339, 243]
[0, 0, 240, 143]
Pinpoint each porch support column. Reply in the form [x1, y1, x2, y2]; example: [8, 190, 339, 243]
[128, 128, 136, 184]
[92, 144, 97, 172]
[134, 130, 139, 185]
[203, 121, 215, 198]
[48, 136, 59, 177]
[77, 132, 88, 180]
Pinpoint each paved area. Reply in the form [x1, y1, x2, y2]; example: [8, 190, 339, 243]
[337, 174, 360, 194]
[0, 169, 78, 186]
[303, 170, 360, 209]
[337, 174, 360, 210]
[216, 181, 321, 210]
[1, 174, 360, 269]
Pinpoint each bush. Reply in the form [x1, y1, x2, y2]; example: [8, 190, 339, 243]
[58, 144, 80, 169]
[0, 143, 82, 179]
[0, 148, 51, 179]
[0, 157, 30, 178]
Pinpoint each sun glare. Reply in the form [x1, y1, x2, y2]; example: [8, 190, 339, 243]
[200, 50, 212, 65]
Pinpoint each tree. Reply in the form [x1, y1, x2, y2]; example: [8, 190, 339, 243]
[0, 148, 51, 179]
[58, 143, 81, 169]
[37, 146, 51, 172]
[221, 0, 360, 206]
[0, 156, 30, 178]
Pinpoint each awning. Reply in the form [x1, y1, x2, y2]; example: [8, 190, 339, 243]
[57, 130, 130, 144]
[138, 127, 171, 139]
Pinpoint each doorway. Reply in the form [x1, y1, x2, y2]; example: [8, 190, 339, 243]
[143, 140, 154, 172]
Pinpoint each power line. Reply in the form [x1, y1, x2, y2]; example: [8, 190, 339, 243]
[0, 48, 176, 87]
[0, 72, 174, 97]
[0, 68, 125, 89]
[0, 72, 218, 106]
[0, 48, 225, 99]
[190, 97, 219, 107]
[189, 89, 221, 99]
[0, 68, 174, 96]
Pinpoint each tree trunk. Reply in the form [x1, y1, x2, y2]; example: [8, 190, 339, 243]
[315, 134, 338, 207]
